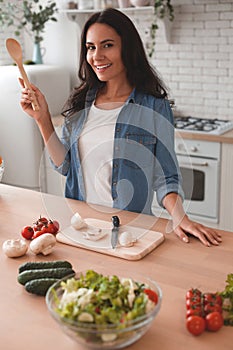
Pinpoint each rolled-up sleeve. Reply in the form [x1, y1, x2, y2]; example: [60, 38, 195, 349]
[49, 118, 72, 176]
[152, 100, 184, 207]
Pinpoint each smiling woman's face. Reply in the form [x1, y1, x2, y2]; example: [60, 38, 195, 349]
[85, 23, 127, 83]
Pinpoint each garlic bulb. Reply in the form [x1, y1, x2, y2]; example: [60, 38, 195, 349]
[71, 212, 87, 230]
[119, 231, 134, 247]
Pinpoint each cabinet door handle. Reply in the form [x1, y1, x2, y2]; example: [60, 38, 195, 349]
[179, 161, 209, 167]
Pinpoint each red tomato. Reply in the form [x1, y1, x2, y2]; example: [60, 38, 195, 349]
[186, 298, 201, 310]
[186, 288, 202, 300]
[203, 293, 222, 305]
[37, 216, 48, 225]
[45, 220, 59, 234]
[21, 226, 34, 240]
[33, 222, 43, 231]
[214, 294, 223, 306]
[144, 289, 158, 304]
[205, 312, 223, 332]
[33, 216, 48, 231]
[186, 316, 206, 336]
[186, 305, 203, 318]
[204, 303, 222, 315]
[32, 230, 45, 239]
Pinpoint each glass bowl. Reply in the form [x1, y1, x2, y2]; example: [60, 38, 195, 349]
[46, 270, 162, 349]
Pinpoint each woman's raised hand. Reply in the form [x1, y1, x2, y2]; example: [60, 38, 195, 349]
[19, 77, 51, 124]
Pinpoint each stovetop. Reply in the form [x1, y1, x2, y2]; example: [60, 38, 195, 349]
[174, 116, 233, 135]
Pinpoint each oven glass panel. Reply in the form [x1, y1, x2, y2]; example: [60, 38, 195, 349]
[180, 167, 205, 201]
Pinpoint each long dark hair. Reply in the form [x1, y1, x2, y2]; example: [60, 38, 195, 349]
[62, 8, 168, 117]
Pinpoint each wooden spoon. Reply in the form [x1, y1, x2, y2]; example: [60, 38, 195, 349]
[5, 38, 39, 111]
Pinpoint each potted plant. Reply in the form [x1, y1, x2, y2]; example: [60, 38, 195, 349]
[149, 0, 174, 58]
[0, 0, 58, 64]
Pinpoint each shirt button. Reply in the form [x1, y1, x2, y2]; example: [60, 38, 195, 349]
[113, 181, 117, 186]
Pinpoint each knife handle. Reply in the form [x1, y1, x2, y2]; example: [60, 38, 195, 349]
[112, 215, 120, 227]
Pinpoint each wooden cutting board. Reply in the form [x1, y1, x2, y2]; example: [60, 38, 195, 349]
[56, 218, 165, 261]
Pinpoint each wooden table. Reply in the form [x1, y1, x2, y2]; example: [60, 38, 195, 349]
[1, 184, 232, 350]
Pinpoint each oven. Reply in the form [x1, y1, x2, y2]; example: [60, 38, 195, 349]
[152, 115, 233, 224]
[174, 138, 221, 223]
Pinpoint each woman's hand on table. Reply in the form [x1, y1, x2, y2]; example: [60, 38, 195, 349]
[162, 193, 222, 247]
[172, 214, 222, 247]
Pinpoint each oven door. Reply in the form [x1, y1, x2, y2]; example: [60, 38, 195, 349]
[177, 154, 220, 222]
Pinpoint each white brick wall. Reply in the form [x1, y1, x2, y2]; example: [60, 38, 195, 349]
[137, 0, 233, 120]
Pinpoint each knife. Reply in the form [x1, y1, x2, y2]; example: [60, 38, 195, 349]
[111, 215, 120, 249]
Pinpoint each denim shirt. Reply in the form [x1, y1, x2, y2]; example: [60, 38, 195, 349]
[53, 88, 184, 214]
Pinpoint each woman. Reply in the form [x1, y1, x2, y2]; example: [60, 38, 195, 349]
[20, 8, 221, 247]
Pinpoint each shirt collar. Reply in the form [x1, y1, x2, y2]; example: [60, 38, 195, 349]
[86, 86, 144, 107]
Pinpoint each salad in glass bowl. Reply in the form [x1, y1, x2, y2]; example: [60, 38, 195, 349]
[46, 269, 162, 349]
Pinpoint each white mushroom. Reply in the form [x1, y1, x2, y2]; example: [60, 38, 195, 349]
[2, 238, 28, 258]
[71, 212, 87, 230]
[83, 229, 106, 241]
[30, 233, 56, 255]
[119, 231, 134, 247]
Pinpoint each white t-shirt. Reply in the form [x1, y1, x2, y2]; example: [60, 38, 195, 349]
[78, 103, 122, 207]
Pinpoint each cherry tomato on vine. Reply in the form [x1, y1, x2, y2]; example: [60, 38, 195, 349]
[203, 293, 222, 306]
[33, 222, 43, 231]
[204, 303, 222, 315]
[37, 216, 48, 225]
[205, 312, 223, 332]
[21, 226, 34, 240]
[45, 220, 59, 234]
[186, 305, 203, 318]
[186, 316, 206, 336]
[33, 216, 48, 231]
[186, 298, 202, 310]
[186, 288, 202, 300]
[32, 230, 45, 239]
[214, 294, 223, 306]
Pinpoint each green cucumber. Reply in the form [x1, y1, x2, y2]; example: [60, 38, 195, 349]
[18, 267, 75, 285]
[25, 278, 59, 296]
[18, 260, 73, 273]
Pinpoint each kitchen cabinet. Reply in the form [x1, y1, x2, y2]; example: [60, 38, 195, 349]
[219, 142, 233, 231]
